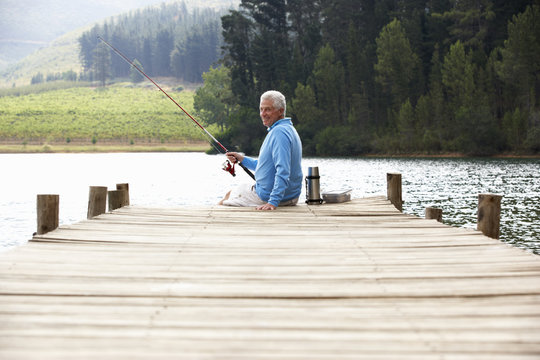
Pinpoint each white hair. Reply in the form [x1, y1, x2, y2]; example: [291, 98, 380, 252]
[261, 90, 286, 116]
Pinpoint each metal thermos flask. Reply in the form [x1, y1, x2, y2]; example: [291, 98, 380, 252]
[305, 167, 323, 204]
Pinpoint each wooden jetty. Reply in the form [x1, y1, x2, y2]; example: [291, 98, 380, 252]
[1, 196, 540, 359]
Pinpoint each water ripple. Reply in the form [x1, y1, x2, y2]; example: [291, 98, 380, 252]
[1, 154, 538, 254]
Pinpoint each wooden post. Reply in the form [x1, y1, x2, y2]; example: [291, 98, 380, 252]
[477, 194, 502, 239]
[87, 186, 108, 219]
[425, 207, 443, 222]
[108, 190, 129, 211]
[386, 173, 402, 212]
[36, 194, 59, 235]
[116, 183, 130, 206]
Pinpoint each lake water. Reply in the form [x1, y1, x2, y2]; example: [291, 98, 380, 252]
[1, 153, 539, 254]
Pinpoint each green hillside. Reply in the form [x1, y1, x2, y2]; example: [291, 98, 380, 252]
[0, 29, 87, 88]
[0, 84, 217, 150]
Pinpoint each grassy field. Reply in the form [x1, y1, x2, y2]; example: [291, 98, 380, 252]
[0, 83, 217, 152]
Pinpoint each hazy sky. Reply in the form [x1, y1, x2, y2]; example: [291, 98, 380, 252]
[0, 0, 167, 42]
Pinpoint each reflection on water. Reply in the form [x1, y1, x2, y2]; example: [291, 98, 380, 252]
[392, 158, 539, 253]
[1, 154, 539, 254]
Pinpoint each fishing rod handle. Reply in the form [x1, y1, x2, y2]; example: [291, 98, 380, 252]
[238, 162, 255, 180]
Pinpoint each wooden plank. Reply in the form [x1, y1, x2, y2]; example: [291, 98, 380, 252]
[1, 197, 540, 359]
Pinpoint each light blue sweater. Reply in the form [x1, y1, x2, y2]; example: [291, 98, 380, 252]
[241, 118, 303, 207]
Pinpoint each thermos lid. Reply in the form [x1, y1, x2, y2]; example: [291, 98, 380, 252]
[307, 166, 319, 176]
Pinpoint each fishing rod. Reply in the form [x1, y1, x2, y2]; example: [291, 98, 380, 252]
[97, 36, 255, 180]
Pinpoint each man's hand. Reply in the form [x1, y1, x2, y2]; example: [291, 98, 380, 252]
[226, 152, 244, 164]
[256, 203, 276, 211]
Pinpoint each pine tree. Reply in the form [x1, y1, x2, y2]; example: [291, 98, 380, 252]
[141, 38, 153, 76]
[374, 19, 421, 110]
[397, 98, 417, 152]
[288, 0, 322, 83]
[311, 44, 346, 125]
[497, 5, 540, 113]
[154, 30, 173, 76]
[79, 25, 102, 72]
[242, 0, 290, 93]
[93, 42, 111, 87]
[441, 41, 475, 147]
[435, 0, 495, 54]
[221, 10, 256, 106]
[130, 59, 144, 83]
[291, 83, 323, 155]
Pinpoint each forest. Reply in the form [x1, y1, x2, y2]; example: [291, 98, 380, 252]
[78, 2, 225, 84]
[195, 0, 539, 156]
[70, 0, 540, 156]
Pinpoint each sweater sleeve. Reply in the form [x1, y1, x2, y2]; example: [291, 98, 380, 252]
[240, 156, 258, 171]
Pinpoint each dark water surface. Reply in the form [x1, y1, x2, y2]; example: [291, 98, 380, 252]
[1, 154, 538, 254]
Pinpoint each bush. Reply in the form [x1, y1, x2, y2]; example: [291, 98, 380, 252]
[422, 129, 441, 152]
[524, 126, 540, 152]
[314, 126, 372, 156]
[218, 106, 263, 155]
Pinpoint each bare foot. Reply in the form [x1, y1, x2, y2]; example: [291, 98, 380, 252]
[218, 190, 232, 205]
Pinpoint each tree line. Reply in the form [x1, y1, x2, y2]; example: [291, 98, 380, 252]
[78, 2, 224, 85]
[30, 70, 79, 85]
[198, 0, 540, 156]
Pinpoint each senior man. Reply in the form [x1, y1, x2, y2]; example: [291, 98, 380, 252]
[219, 90, 303, 210]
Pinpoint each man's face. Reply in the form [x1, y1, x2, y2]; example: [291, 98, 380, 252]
[260, 98, 283, 127]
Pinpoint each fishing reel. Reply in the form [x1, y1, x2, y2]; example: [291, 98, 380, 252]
[222, 160, 236, 177]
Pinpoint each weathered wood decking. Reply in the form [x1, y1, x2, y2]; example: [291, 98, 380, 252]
[1, 196, 540, 359]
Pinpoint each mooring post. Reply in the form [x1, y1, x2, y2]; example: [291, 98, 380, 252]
[87, 186, 108, 219]
[116, 183, 130, 206]
[425, 207, 443, 222]
[477, 193, 502, 239]
[108, 190, 129, 211]
[387, 173, 402, 212]
[36, 194, 59, 235]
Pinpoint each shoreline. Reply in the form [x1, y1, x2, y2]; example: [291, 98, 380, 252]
[0, 142, 538, 159]
[360, 153, 540, 159]
[0, 141, 211, 154]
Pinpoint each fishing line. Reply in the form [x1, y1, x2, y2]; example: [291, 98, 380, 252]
[97, 36, 255, 180]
